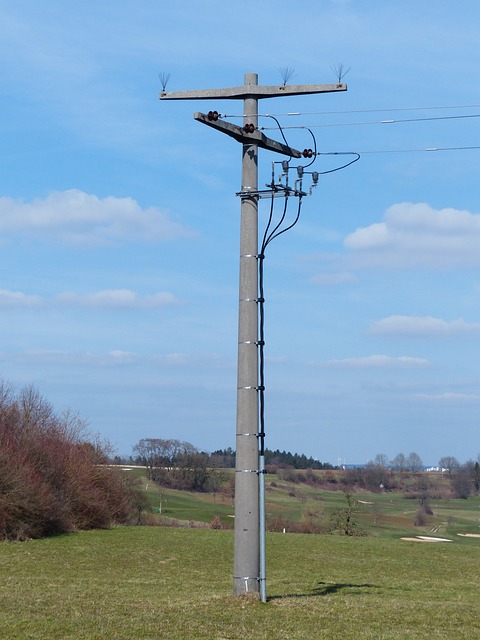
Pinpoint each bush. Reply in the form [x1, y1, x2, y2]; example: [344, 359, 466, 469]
[0, 381, 145, 540]
[267, 517, 301, 533]
[210, 515, 223, 530]
[414, 509, 427, 527]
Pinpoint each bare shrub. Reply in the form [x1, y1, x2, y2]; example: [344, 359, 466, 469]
[0, 381, 144, 540]
[267, 517, 299, 533]
[210, 515, 223, 530]
[300, 502, 325, 534]
[414, 509, 427, 527]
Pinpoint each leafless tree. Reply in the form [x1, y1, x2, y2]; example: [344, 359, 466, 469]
[406, 452, 423, 473]
[438, 456, 460, 479]
[391, 453, 407, 472]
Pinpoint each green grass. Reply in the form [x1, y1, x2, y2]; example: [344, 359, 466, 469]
[140, 476, 235, 526]
[134, 467, 480, 539]
[1, 526, 480, 639]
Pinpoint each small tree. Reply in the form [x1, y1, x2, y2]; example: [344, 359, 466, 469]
[331, 491, 366, 536]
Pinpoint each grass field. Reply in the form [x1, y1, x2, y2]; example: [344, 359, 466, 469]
[1, 526, 480, 639]
[136, 467, 480, 540]
[2, 471, 480, 638]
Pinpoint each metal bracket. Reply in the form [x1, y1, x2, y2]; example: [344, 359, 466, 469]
[194, 112, 301, 158]
[236, 185, 307, 199]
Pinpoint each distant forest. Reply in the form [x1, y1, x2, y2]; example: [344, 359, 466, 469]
[208, 447, 335, 470]
[125, 441, 335, 471]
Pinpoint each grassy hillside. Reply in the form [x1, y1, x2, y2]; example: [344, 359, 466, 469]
[128, 466, 480, 539]
[1, 526, 479, 639]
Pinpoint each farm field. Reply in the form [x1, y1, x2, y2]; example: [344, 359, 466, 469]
[1, 525, 480, 639]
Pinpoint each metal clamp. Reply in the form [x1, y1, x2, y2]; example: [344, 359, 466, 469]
[238, 385, 265, 391]
[234, 576, 261, 592]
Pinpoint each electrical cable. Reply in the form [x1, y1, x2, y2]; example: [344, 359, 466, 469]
[320, 145, 480, 155]
[222, 102, 480, 119]
[256, 167, 279, 455]
[254, 117, 359, 458]
[260, 112, 480, 130]
[257, 171, 304, 456]
[263, 114, 294, 162]
[315, 151, 361, 173]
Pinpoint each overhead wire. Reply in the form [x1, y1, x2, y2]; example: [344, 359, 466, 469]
[258, 116, 479, 157]
[256, 119, 326, 455]
[222, 102, 480, 119]
[315, 151, 361, 172]
[257, 184, 304, 456]
[321, 145, 480, 155]
[263, 114, 294, 159]
[249, 103, 478, 460]
[259, 112, 480, 130]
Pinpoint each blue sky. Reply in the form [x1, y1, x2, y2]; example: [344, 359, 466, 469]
[1, 0, 479, 465]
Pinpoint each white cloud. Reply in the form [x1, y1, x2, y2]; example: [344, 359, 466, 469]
[371, 315, 480, 337]
[0, 190, 192, 246]
[415, 392, 480, 402]
[310, 272, 357, 286]
[344, 202, 480, 268]
[17, 349, 232, 370]
[23, 349, 75, 364]
[0, 288, 180, 310]
[56, 290, 180, 309]
[0, 289, 42, 307]
[22, 349, 140, 366]
[103, 350, 138, 365]
[154, 352, 234, 369]
[312, 354, 430, 369]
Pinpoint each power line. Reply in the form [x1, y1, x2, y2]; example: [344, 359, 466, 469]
[326, 145, 480, 155]
[260, 113, 480, 130]
[223, 102, 480, 118]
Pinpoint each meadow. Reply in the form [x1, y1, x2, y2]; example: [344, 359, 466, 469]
[139, 467, 480, 539]
[1, 526, 480, 639]
[1, 470, 480, 639]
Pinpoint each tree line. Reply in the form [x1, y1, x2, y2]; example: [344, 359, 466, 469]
[131, 438, 225, 492]
[130, 440, 334, 472]
[364, 451, 480, 498]
[129, 439, 480, 500]
[129, 439, 335, 491]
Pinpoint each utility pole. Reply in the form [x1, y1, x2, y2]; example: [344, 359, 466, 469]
[161, 73, 346, 599]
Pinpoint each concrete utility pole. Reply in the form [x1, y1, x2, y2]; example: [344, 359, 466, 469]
[160, 73, 346, 598]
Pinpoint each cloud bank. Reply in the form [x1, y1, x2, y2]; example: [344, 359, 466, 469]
[0, 190, 192, 246]
[311, 354, 430, 369]
[371, 315, 480, 337]
[0, 288, 180, 309]
[345, 202, 480, 268]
